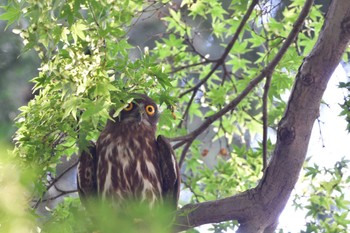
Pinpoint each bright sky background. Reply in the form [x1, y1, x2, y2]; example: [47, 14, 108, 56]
[278, 64, 350, 231]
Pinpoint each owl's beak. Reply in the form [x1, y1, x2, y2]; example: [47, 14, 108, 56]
[137, 109, 145, 124]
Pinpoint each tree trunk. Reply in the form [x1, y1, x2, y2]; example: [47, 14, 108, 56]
[175, 0, 350, 232]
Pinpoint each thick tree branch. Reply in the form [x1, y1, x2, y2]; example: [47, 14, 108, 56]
[175, 0, 350, 232]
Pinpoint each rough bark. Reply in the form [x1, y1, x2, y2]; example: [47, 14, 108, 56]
[175, 0, 350, 232]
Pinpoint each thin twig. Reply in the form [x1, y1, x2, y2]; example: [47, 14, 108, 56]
[183, 35, 217, 62]
[48, 160, 78, 190]
[173, 138, 188, 149]
[179, 140, 194, 168]
[317, 118, 325, 147]
[177, 88, 197, 128]
[262, 74, 272, 171]
[221, 63, 230, 85]
[170, 60, 210, 74]
[261, 8, 273, 171]
[39, 190, 77, 204]
[125, 1, 161, 35]
[181, 174, 206, 202]
[33, 160, 79, 209]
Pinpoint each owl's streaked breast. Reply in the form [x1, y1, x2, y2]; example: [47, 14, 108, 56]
[96, 123, 162, 207]
[77, 94, 180, 212]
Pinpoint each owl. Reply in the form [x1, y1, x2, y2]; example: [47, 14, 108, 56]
[77, 94, 180, 209]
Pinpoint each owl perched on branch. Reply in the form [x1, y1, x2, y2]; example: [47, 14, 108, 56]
[77, 94, 180, 209]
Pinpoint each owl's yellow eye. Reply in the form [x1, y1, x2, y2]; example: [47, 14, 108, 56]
[145, 105, 155, 116]
[124, 103, 134, 111]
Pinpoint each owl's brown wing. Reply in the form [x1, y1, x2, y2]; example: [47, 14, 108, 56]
[156, 135, 180, 208]
[77, 142, 98, 204]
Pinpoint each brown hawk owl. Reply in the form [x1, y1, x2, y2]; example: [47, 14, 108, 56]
[77, 94, 180, 208]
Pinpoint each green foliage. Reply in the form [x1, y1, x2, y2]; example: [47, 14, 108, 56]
[339, 81, 350, 132]
[0, 143, 37, 233]
[182, 146, 262, 204]
[296, 158, 350, 232]
[42, 197, 175, 233]
[0, 147, 176, 233]
[10, 0, 174, 196]
[0, 2, 20, 29]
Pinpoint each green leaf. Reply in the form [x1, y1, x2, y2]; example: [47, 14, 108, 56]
[62, 97, 80, 120]
[70, 21, 87, 42]
[81, 100, 106, 121]
[0, 5, 20, 29]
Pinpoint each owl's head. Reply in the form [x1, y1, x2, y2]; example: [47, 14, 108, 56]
[117, 94, 159, 127]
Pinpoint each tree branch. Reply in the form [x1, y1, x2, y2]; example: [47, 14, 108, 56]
[170, 60, 210, 74]
[178, 139, 194, 168]
[33, 160, 78, 209]
[178, 0, 259, 99]
[262, 74, 272, 171]
[183, 35, 217, 62]
[175, 0, 350, 231]
[170, 0, 313, 152]
[39, 189, 77, 204]
[177, 88, 196, 129]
